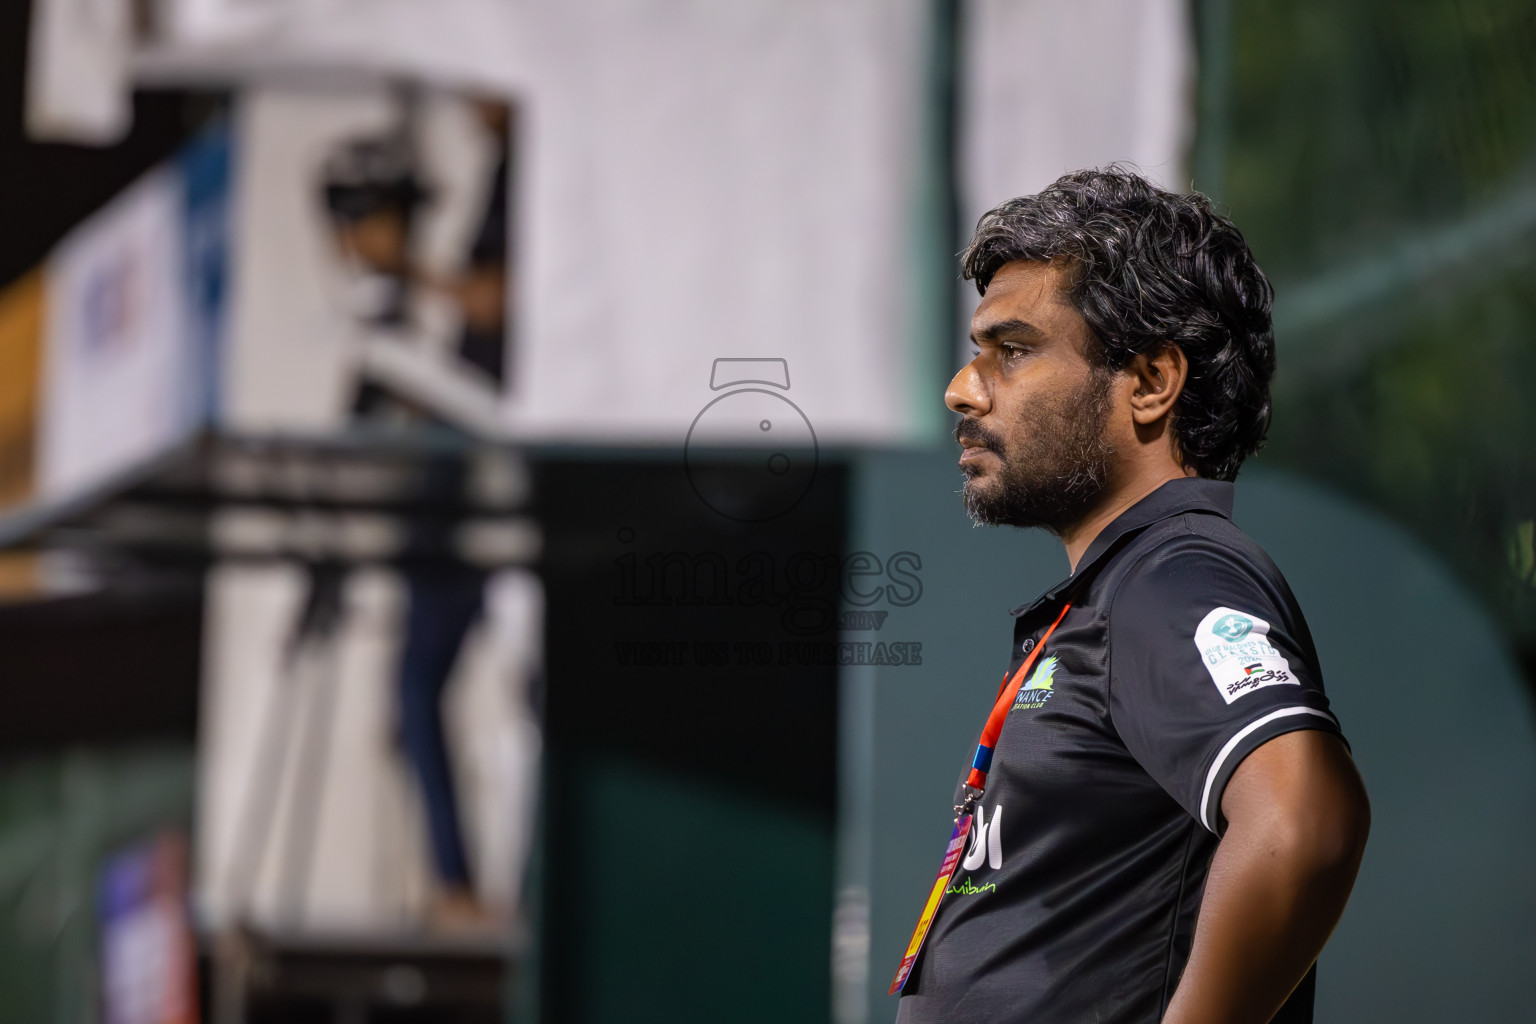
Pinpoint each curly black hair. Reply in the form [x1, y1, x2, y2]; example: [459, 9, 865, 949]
[961, 166, 1275, 482]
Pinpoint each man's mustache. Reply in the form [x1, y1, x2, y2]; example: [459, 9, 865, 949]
[955, 418, 1006, 456]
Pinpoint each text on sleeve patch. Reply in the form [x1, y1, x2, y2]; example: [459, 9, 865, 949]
[1194, 606, 1298, 704]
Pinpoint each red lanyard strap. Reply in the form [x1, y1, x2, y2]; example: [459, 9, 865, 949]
[963, 602, 1071, 793]
[888, 599, 1074, 996]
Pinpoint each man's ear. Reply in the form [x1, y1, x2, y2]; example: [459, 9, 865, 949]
[1126, 345, 1187, 427]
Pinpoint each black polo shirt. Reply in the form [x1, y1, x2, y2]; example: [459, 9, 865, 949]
[895, 477, 1344, 1024]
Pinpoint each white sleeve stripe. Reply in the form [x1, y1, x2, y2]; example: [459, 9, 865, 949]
[1199, 706, 1339, 833]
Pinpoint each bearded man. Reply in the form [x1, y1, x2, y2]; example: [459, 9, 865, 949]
[891, 168, 1370, 1024]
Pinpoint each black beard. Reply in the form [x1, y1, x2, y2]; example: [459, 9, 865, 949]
[957, 367, 1116, 533]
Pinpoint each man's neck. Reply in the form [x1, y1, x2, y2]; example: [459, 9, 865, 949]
[1061, 463, 1195, 573]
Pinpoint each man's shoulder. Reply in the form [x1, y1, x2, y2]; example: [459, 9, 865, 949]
[1096, 509, 1321, 699]
[1095, 509, 1295, 617]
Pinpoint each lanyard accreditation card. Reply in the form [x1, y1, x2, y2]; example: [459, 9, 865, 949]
[888, 602, 1071, 994]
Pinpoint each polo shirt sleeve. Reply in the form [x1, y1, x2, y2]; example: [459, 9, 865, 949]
[1106, 536, 1345, 835]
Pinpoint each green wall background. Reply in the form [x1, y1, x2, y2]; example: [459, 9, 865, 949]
[0, 744, 194, 1024]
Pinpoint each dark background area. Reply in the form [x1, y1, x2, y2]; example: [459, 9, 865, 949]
[0, 581, 203, 753]
[536, 456, 845, 1024]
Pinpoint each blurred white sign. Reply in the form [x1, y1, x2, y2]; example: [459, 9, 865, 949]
[39, 167, 200, 499]
[504, 0, 929, 445]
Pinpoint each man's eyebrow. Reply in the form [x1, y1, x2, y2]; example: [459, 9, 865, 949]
[971, 318, 1045, 344]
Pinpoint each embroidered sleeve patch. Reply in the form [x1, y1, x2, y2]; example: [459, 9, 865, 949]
[1194, 607, 1298, 704]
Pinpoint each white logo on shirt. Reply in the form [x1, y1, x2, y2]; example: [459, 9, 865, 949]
[1194, 606, 1298, 705]
[962, 803, 1003, 871]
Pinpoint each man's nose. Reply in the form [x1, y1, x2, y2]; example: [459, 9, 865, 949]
[945, 362, 990, 417]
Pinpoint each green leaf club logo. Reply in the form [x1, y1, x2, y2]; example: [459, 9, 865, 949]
[1023, 655, 1058, 690]
[1212, 613, 1254, 642]
[1013, 655, 1059, 710]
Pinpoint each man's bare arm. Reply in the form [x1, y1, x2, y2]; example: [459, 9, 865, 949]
[1162, 729, 1370, 1024]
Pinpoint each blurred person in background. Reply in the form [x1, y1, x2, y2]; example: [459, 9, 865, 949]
[324, 93, 513, 931]
[892, 169, 1371, 1024]
[324, 95, 511, 394]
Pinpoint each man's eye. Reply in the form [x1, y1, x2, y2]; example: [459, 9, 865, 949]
[1002, 344, 1027, 358]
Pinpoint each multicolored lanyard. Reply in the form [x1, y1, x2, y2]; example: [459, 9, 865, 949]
[888, 601, 1072, 995]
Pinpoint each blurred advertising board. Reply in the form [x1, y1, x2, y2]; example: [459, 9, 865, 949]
[0, 124, 232, 521]
[98, 832, 199, 1024]
[38, 127, 229, 503]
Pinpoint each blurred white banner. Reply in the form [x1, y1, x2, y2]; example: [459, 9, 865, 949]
[38, 167, 197, 499]
[34, 127, 229, 505]
[505, 0, 928, 445]
[962, 0, 1194, 218]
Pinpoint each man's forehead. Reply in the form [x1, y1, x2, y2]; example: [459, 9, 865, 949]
[972, 259, 1078, 333]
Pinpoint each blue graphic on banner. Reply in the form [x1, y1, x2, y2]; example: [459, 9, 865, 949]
[179, 121, 232, 426]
